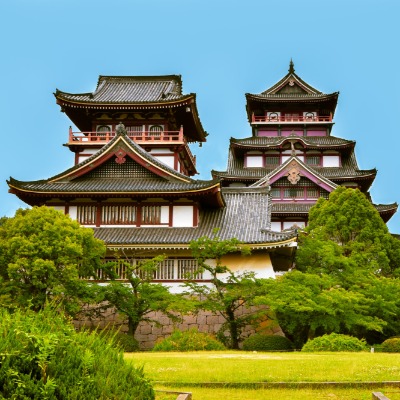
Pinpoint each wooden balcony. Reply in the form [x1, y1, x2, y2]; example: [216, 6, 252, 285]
[68, 126, 185, 143]
[67, 126, 196, 169]
[252, 114, 333, 123]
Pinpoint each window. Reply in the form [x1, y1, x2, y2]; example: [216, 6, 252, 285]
[126, 125, 144, 136]
[77, 206, 97, 225]
[265, 156, 280, 166]
[101, 205, 136, 224]
[149, 125, 163, 136]
[141, 206, 161, 224]
[96, 125, 111, 140]
[305, 155, 321, 166]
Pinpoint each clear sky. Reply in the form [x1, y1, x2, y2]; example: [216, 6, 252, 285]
[1, 0, 399, 233]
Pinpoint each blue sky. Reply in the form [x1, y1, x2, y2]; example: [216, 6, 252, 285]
[1, 0, 399, 233]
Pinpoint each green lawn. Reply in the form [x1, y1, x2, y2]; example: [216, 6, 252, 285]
[126, 351, 400, 399]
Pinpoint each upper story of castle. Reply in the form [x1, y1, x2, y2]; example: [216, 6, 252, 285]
[245, 60, 339, 138]
[55, 75, 207, 176]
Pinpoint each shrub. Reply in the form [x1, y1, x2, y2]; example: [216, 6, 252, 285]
[0, 307, 154, 399]
[302, 333, 367, 352]
[242, 334, 294, 352]
[111, 331, 140, 352]
[152, 328, 226, 351]
[381, 338, 400, 353]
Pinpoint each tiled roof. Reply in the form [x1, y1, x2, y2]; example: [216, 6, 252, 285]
[246, 62, 338, 101]
[93, 187, 296, 246]
[271, 202, 397, 216]
[212, 141, 375, 182]
[8, 126, 220, 197]
[52, 128, 194, 183]
[8, 177, 218, 193]
[272, 203, 313, 213]
[231, 135, 355, 148]
[55, 75, 191, 104]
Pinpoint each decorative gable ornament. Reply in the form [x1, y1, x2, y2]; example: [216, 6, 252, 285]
[287, 161, 301, 184]
[115, 149, 127, 164]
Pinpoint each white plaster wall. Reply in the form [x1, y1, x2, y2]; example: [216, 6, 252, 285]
[270, 221, 282, 231]
[68, 206, 78, 221]
[221, 253, 275, 279]
[160, 206, 169, 224]
[323, 155, 340, 167]
[172, 205, 193, 227]
[153, 155, 175, 169]
[246, 156, 263, 167]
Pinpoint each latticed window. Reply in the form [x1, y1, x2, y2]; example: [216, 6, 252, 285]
[141, 206, 161, 224]
[101, 205, 137, 224]
[149, 125, 163, 136]
[306, 188, 319, 198]
[77, 206, 97, 225]
[126, 125, 144, 136]
[265, 156, 280, 166]
[270, 188, 281, 199]
[284, 188, 305, 199]
[154, 259, 175, 280]
[306, 156, 321, 166]
[177, 259, 202, 279]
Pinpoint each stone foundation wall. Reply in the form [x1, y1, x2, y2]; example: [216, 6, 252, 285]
[74, 305, 283, 350]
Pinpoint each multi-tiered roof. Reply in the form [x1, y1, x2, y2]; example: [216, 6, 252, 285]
[213, 62, 397, 226]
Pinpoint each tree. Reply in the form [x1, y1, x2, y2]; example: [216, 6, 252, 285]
[296, 187, 400, 277]
[100, 256, 190, 337]
[256, 187, 400, 347]
[0, 207, 105, 314]
[184, 232, 267, 349]
[257, 271, 394, 348]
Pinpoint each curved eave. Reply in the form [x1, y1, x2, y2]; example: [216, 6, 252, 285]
[53, 136, 192, 183]
[7, 181, 225, 207]
[105, 237, 297, 251]
[230, 138, 355, 151]
[245, 93, 339, 106]
[376, 204, 398, 223]
[55, 93, 194, 108]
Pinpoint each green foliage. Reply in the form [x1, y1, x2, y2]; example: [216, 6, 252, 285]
[184, 231, 267, 349]
[381, 338, 400, 353]
[258, 187, 400, 347]
[111, 331, 140, 352]
[0, 307, 154, 399]
[261, 271, 400, 347]
[100, 256, 191, 338]
[302, 333, 367, 352]
[152, 328, 225, 351]
[242, 334, 294, 351]
[296, 187, 400, 277]
[0, 207, 105, 315]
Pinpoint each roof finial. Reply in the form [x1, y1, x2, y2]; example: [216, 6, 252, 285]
[116, 122, 127, 136]
[289, 59, 295, 74]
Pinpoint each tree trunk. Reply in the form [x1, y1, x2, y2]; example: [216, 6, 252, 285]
[128, 316, 140, 337]
[226, 307, 239, 349]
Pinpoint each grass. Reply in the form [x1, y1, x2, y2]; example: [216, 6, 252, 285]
[127, 351, 400, 383]
[126, 351, 400, 399]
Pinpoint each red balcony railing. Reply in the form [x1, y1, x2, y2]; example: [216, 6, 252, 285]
[68, 126, 196, 168]
[252, 114, 332, 123]
[69, 126, 185, 143]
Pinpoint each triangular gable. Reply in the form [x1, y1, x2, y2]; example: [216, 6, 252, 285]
[251, 156, 338, 193]
[261, 61, 323, 96]
[49, 129, 192, 184]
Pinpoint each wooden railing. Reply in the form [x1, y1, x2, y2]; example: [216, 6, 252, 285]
[252, 114, 332, 123]
[68, 126, 197, 168]
[69, 126, 184, 143]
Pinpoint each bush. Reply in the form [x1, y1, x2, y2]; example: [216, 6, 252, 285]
[381, 338, 400, 353]
[111, 331, 140, 352]
[152, 328, 226, 351]
[242, 334, 294, 352]
[0, 307, 154, 399]
[302, 333, 367, 352]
